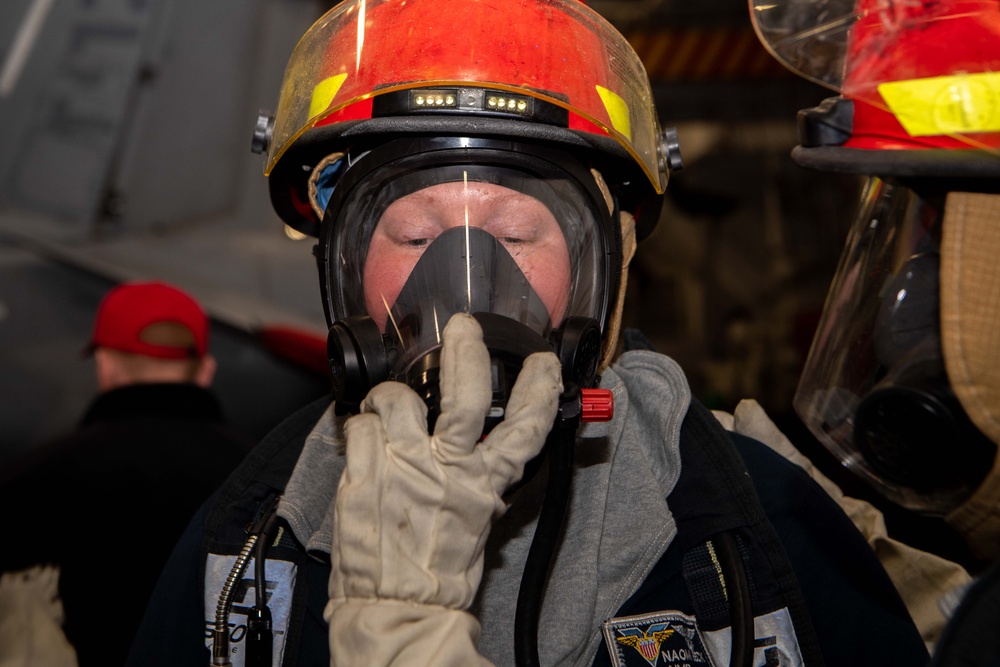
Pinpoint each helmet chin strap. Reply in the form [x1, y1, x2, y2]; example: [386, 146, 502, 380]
[592, 166, 636, 373]
[600, 209, 636, 372]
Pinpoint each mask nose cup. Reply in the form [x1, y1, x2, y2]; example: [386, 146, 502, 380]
[404, 313, 552, 434]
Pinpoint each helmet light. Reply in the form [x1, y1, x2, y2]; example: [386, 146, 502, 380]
[371, 87, 569, 126]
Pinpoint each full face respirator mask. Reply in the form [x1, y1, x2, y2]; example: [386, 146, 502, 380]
[794, 177, 998, 516]
[313, 137, 618, 426]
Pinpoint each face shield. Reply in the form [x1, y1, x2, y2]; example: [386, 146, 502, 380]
[259, 0, 674, 237]
[794, 178, 998, 515]
[316, 138, 616, 415]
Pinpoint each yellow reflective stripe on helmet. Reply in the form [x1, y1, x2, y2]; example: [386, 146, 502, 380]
[309, 74, 349, 120]
[879, 72, 1000, 137]
[596, 85, 632, 142]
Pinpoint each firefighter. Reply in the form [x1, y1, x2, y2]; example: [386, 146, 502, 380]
[749, 0, 1000, 659]
[128, 1, 927, 665]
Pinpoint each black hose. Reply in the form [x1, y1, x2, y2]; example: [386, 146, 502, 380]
[253, 510, 281, 612]
[211, 495, 280, 667]
[246, 509, 281, 667]
[714, 531, 754, 667]
[513, 387, 581, 667]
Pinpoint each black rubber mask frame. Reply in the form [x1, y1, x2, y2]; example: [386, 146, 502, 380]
[314, 136, 620, 338]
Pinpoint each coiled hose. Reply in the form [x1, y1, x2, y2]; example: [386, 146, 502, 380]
[212, 534, 259, 666]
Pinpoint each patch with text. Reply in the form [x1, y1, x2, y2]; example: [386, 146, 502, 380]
[204, 554, 297, 667]
[602, 611, 715, 667]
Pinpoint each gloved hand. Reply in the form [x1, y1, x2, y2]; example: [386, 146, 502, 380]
[0, 566, 78, 667]
[325, 313, 563, 666]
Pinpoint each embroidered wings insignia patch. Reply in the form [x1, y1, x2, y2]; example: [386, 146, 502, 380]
[602, 611, 713, 667]
[616, 623, 675, 663]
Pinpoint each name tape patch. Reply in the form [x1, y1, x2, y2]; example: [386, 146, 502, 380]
[204, 554, 297, 667]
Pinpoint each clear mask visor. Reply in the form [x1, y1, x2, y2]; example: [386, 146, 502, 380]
[323, 156, 611, 379]
[794, 177, 995, 514]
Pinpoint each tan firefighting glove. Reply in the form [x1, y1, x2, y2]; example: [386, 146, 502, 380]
[0, 566, 78, 667]
[714, 399, 973, 652]
[325, 313, 563, 666]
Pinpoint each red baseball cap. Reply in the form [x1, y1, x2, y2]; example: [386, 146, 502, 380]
[87, 281, 209, 359]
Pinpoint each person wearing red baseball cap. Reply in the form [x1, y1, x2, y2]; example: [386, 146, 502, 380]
[86, 281, 217, 391]
[0, 280, 254, 667]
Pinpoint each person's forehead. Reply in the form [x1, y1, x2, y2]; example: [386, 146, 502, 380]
[391, 181, 547, 205]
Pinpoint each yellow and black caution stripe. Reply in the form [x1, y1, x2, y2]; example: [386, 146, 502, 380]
[626, 28, 792, 82]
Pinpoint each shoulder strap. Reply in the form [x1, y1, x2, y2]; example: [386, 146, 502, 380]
[203, 396, 332, 548]
[674, 399, 825, 666]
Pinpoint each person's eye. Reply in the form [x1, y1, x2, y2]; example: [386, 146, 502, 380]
[495, 224, 538, 246]
[403, 237, 431, 248]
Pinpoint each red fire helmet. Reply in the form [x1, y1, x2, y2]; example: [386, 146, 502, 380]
[843, 0, 1000, 150]
[751, 0, 1000, 174]
[256, 0, 676, 235]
